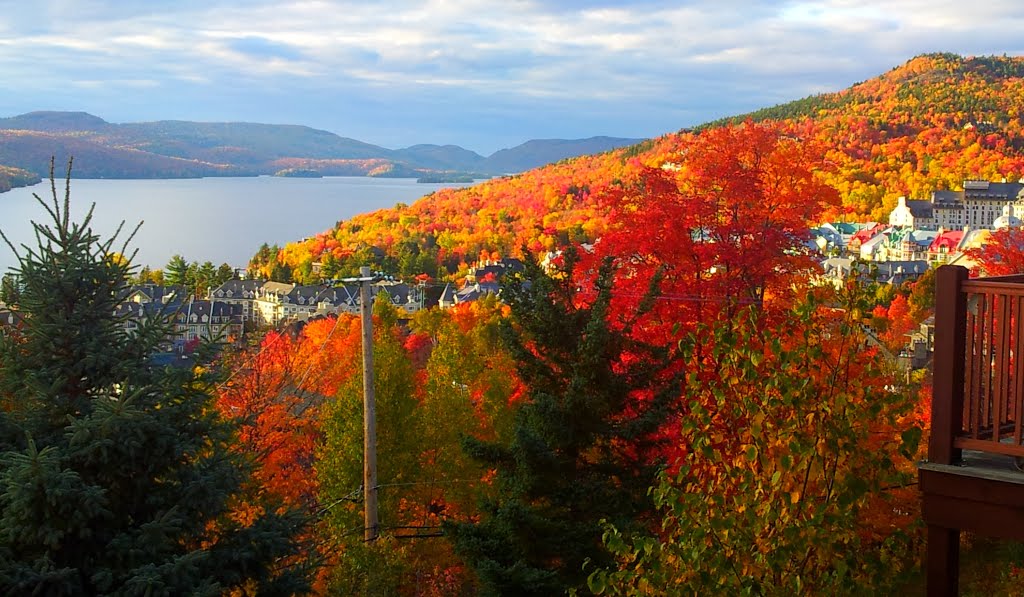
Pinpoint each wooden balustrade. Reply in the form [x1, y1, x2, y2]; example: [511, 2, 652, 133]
[932, 267, 1024, 462]
[923, 266, 1024, 597]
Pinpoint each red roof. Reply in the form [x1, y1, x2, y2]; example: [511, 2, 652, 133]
[929, 230, 964, 252]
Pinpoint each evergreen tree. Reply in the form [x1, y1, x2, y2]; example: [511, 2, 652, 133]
[215, 263, 236, 286]
[445, 251, 676, 596]
[0, 274, 18, 306]
[0, 166, 311, 595]
[163, 253, 190, 287]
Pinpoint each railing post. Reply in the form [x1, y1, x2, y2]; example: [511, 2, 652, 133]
[931, 265, 968, 464]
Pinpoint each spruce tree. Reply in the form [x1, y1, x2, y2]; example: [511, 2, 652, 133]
[163, 254, 190, 287]
[445, 251, 676, 596]
[0, 164, 311, 595]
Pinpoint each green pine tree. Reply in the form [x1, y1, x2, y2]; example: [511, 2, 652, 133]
[164, 254, 190, 287]
[445, 251, 676, 596]
[0, 163, 312, 595]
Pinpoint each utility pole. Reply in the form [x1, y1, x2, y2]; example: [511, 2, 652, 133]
[344, 266, 378, 541]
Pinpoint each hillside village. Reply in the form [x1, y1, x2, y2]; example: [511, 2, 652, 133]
[0, 177, 1015, 365]
[0, 259, 525, 354]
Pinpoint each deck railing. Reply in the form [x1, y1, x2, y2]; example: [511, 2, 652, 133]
[931, 266, 1024, 464]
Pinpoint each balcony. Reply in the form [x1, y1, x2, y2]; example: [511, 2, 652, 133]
[919, 265, 1024, 596]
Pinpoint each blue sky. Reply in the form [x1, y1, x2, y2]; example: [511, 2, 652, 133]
[1, 1, 1023, 155]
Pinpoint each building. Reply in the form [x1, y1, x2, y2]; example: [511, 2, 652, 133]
[121, 284, 188, 306]
[113, 294, 244, 348]
[248, 280, 423, 326]
[819, 257, 928, 287]
[209, 279, 265, 322]
[889, 179, 1024, 230]
[171, 300, 244, 344]
[927, 229, 965, 264]
[877, 228, 937, 262]
[992, 204, 1023, 230]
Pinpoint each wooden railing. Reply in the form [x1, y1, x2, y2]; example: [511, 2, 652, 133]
[931, 266, 1024, 464]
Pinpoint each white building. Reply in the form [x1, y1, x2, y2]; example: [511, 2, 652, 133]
[889, 180, 1024, 230]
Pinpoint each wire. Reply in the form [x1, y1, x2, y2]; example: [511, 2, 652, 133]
[284, 312, 346, 418]
[374, 478, 483, 489]
[216, 327, 288, 392]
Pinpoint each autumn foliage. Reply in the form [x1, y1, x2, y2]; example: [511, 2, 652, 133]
[263, 53, 1024, 285]
[590, 285, 922, 595]
[964, 226, 1024, 276]
[6, 51, 998, 594]
[579, 122, 839, 340]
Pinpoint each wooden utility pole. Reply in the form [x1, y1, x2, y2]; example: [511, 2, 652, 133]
[349, 266, 378, 541]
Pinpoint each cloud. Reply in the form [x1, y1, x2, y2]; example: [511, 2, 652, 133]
[2, 1, 1024, 152]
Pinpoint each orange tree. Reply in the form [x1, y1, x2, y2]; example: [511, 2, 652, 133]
[964, 226, 1024, 276]
[580, 121, 839, 343]
[588, 283, 923, 595]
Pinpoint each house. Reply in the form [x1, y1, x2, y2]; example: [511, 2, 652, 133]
[375, 281, 422, 314]
[878, 228, 937, 262]
[848, 223, 886, 256]
[928, 229, 966, 264]
[313, 285, 361, 315]
[890, 196, 939, 229]
[122, 284, 188, 305]
[811, 223, 847, 254]
[112, 296, 243, 348]
[857, 229, 889, 260]
[455, 281, 500, 305]
[438, 283, 457, 309]
[818, 258, 929, 287]
[253, 282, 296, 326]
[896, 317, 935, 371]
[873, 260, 930, 286]
[252, 280, 423, 325]
[945, 228, 993, 271]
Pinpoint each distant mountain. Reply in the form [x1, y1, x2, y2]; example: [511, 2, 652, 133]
[0, 130, 247, 179]
[115, 120, 390, 163]
[482, 136, 645, 173]
[0, 111, 645, 189]
[0, 111, 110, 132]
[392, 144, 486, 171]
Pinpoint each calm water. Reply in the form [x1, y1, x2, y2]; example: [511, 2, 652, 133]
[0, 176, 472, 274]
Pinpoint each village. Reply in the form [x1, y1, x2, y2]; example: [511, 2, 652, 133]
[1, 178, 1020, 368]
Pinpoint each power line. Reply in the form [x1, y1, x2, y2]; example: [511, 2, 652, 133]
[375, 478, 483, 490]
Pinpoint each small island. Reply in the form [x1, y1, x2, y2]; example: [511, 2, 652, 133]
[0, 164, 41, 193]
[273, 168, 323, 178]
[417, 174, 476, 183]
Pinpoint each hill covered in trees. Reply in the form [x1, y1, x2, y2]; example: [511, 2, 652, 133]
[0, 164, 39, 193]
[0, 111, 640, 183]
[258, 53, 1024, 283]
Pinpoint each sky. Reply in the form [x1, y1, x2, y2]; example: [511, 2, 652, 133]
[1, 1, 1023, 155]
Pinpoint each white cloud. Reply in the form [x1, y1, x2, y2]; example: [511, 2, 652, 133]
[2, 0, 1024, 151]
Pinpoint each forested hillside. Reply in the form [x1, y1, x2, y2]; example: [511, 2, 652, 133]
[711, 53, 1024, 218]
[0, 164, 39, 192]
[265, 53, 1024, 283]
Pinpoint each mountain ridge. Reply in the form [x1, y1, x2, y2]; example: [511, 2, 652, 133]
[0, 111, 642, 184]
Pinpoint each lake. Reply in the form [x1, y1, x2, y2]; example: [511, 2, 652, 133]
[0, 176, 474, 274]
